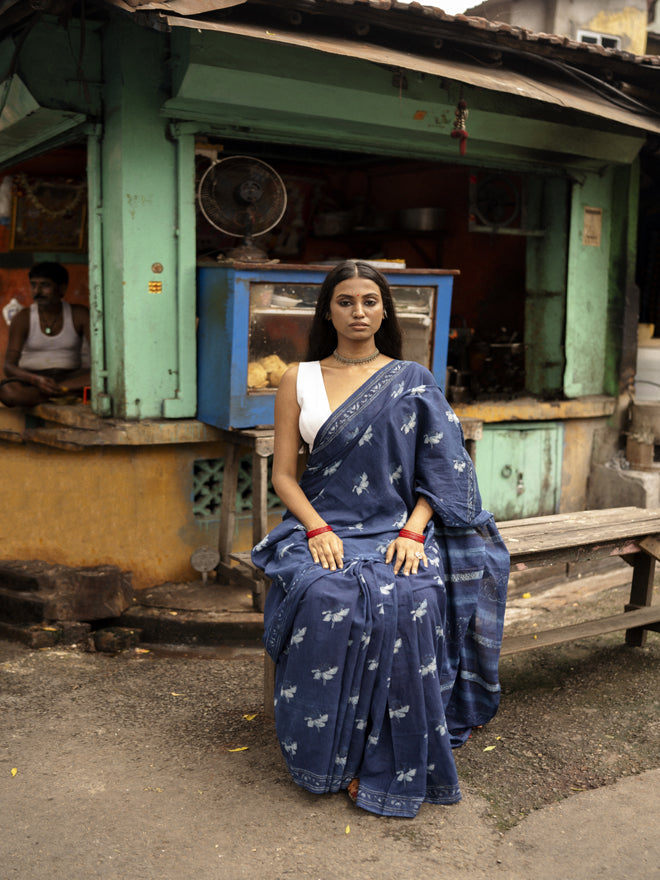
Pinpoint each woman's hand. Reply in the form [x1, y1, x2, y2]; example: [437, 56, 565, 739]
[308, 531, 344, 571]
[385, 537, 428, 576]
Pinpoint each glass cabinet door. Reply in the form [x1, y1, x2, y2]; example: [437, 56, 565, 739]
[394, 285, 435, 367]
[247, 281, 436, 393]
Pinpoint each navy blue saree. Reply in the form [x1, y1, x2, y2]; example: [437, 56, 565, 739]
[252, 360, 509, 817]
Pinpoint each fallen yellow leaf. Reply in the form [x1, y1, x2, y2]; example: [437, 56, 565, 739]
[345, 825, 350, 834]
[171, 692, 186, 696]
[243, 714, 257, 721]
[227, 746, 248, 752]
[11, 768, 17, 777]
[483, 745, 496, 752]
[522, 592, 531, 599]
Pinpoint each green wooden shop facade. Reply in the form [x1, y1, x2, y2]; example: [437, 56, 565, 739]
[0, 3, 658, 582]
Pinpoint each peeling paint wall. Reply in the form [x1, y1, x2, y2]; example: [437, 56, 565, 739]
[585, 8, 648, 53]
[472, 1, 648, 54]
[0, 439, 238, 590]
[559, 1, 649, 54]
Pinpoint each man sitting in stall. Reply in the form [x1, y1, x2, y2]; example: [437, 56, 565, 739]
[0, 262, 90, 407]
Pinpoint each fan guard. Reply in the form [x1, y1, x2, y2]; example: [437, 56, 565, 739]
[197, 155, 287, 261]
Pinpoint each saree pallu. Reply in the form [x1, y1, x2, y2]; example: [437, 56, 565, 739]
[253, 361, 509, 817]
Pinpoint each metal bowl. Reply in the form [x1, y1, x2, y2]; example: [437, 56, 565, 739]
[398, 207, 447, 232]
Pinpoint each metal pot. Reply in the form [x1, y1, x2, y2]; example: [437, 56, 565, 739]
[398, 207, 447, 232]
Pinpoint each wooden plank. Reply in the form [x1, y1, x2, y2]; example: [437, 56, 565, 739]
[216, 426, 275, 457]
[0, 429, 24, 443]
[499, 507, 660, 536]
[498, 507, 645, 532]
[500, 606, 660, 655]
[252, 451, 269, 547]
[229, 552, 269, 613]
[638, 535, 660, 562]
[500, 510, 660, 558]
[501, 518, 660, 546]
[510, 540, 641, 571]
[505, 528, 654, 553]
[217, 444, 241, 563]
[460, 417, 482, 441]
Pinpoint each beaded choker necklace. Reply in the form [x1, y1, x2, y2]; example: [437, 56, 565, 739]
[332, 348, 380, 366]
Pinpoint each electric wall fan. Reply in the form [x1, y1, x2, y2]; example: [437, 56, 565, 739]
[197, 155, 288, 261]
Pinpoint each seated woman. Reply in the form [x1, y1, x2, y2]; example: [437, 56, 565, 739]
[252, 260, 509, 818]
[0, 262, 90, 408]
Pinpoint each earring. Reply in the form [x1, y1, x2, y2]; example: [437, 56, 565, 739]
[383, 309, 388, 318]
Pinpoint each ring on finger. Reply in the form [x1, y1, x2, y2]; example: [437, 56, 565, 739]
[414, 551, 424, 559]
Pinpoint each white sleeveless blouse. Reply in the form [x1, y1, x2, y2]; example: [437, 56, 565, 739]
[297, 360, 332, 448]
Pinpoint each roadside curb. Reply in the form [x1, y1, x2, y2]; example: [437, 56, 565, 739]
[115, 603, 264, 648]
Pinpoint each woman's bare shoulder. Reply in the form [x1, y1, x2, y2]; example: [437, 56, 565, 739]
[280, 362, 300, 386]
[275, 362, 300, 403]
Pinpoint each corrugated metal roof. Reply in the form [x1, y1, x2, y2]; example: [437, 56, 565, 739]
[113, 0, 660, 69]
[5, 1, 657, 133]
[113, 0, 246, 12]
[157, 13, 660, 135]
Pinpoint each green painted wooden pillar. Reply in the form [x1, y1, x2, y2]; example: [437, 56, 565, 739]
[607, 160, 640, 396]
[100, 18, 196, 419]
[525, 175, 569, 396]
[564, 169, 614, 398]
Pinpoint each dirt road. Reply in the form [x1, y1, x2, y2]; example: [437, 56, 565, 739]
[1, 579, 659, 879]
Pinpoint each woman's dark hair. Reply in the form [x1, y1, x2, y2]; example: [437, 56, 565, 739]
[306, 260, 403, 360]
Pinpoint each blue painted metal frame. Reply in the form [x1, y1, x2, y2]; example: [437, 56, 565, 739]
[197, 265, 454, 429]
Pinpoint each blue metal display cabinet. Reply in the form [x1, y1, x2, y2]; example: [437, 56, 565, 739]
[197, 262, 457, 429]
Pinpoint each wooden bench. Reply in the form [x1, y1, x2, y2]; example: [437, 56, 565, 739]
[249, 505, 660, 651]
[255, 506, 660, 714]
[499, 506, 660, 655]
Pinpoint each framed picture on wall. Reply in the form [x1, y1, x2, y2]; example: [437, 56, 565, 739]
[9, 175, 87, 252]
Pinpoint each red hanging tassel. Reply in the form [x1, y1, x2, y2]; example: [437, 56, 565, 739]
[451, 96, 469, 156]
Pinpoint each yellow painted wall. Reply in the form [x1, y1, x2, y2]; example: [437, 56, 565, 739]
[588, 8, 647, 55]
[0, 439, 265, 590]
[0, 410, 608, 591]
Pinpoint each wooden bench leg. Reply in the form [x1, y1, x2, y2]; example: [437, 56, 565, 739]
[625, 551, 656, 647]
[252, 450, 269, 547]
[217, 444, 241, 564]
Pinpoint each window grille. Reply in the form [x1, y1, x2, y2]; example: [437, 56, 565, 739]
[193, 457, 281, 521]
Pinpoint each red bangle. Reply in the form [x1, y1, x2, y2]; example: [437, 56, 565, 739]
[399, 528, 425, 543]
[306, 525, 333, 539]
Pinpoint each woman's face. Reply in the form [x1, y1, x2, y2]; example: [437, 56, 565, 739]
[328, 277, 384, 343]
